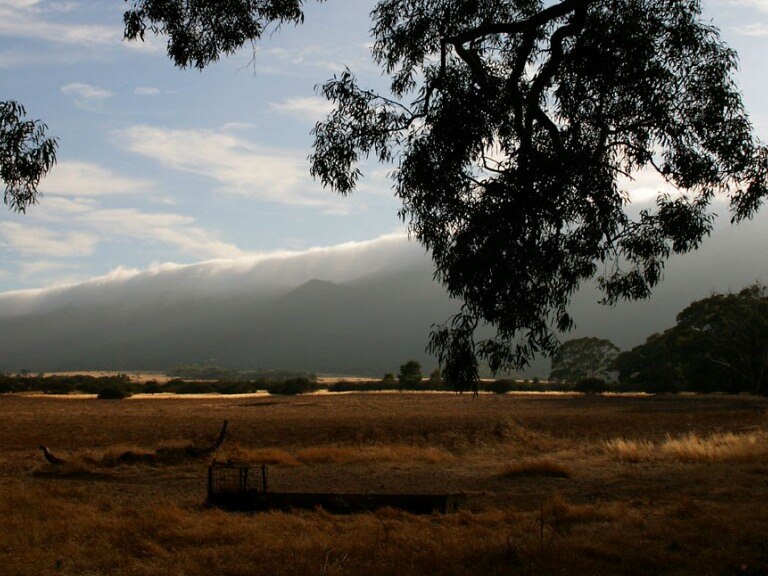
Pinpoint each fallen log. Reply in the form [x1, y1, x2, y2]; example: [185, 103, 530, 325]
[39, 445, 66, 466]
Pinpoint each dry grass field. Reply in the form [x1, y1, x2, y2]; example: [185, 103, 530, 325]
[2, 392, 768, 575]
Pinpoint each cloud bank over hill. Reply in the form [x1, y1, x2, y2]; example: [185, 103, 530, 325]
[0, 213, 766, 376]
[0, 233, 426, 318]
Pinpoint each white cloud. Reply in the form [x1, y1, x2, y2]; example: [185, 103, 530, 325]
[134, 86, 160, 96]
[5, 157, 248, 260]
[0, 1, 115, 45]
[269, 97, 333, 122]
[619, 167, 679, 204]
[115, 124, 343, 211]
[79, 207, 248, 259]
[0, 222, 98, 257]
[733, 23, 768, 36]
[730, 0, 768, 12]
[26, 202, 248, 260]
[122, 33, 165, 54]
[61, 82, 113, 100]
[34, 196, 97, 215]
[259, 44, 377, 75]
[19, 260, 80, 279]
[40, 161, 152, 197]
[61, 82, 114, 111]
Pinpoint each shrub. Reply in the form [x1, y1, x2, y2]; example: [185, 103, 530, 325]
[96, 388, 131, 400]
[143, 380, 162, 394]
[266, 378, 318, 396]
[486, 380, 514, 394]
[397, 360, 423, 390]
[574, 377, 609, 394]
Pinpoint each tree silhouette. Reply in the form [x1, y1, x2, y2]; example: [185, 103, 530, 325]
[397, 359, 423, 389]
[0, 101, 57, 213]
[121, 1, 768, 390]
[5, 1, 766, 392]
[549, 337, 619, 382]
[617, 284, 768, 394]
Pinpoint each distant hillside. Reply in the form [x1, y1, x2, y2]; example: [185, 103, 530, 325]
[0, 265, 458, 376]
[1, 215, 766, 378]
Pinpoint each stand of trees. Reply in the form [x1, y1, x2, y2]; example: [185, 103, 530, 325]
[615, 285, 768, 394]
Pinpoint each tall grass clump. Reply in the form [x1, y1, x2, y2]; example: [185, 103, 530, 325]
[606, 431, 768, 463]
[660, 431, 768, 462]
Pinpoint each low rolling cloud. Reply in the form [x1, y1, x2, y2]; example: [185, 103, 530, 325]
[0, 232, 422, 317]
[2, 209, 768, 348]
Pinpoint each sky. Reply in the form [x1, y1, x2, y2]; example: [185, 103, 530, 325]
[1, 0, 767, 295]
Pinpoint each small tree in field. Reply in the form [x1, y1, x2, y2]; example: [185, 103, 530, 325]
[550, 337, 619, 382]
[398, 360, 423, 390]
[428, 368, 444, 389]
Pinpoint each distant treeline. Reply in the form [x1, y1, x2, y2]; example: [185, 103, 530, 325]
[327, 378, 571, 393]
[0, 372, 579, 398]
[160, 377, 318, 396]
[0, 374, 140, 397]
[0, 374, 319, 398]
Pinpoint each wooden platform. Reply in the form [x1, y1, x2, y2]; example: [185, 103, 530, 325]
[208, 490, 467, 514]
[206, 462, 466, 514]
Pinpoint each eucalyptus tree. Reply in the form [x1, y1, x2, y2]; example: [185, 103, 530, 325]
[9, 0, 768, 391]
[0, 101, 57, 212]
[549, 337, 619, 382]
[616, 285, 768, 394]
[124, 0, 768, 390]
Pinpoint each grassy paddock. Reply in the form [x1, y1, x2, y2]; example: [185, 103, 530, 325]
[2, 393, 768, 575]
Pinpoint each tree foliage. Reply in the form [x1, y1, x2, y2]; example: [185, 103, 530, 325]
[549, 337, 619, 382]
[123, 0, 319, 69]
[616, 285, 768, 394]
[108, 2, 768, 391]
[0, 101, 58, 213]
[397, 359, 423, 389]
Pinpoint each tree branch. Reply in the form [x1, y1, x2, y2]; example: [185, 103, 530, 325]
[447, 0, 595, 45]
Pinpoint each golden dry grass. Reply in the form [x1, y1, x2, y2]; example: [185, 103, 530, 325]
[3, 392, 768, 575]
[216, 445, 300, 466]
[500, 458, 572, 478]
[605, 430, 768, 463]
[296, 444, 455, 464]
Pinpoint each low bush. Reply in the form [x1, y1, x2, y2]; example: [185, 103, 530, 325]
[486, 380, 514, 394]
[265, 378, 319, 396]
[574, 377, 610, 394]
[96, 388, 131, 400]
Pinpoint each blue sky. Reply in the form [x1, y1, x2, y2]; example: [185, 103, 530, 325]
[1, 0, 767, 292]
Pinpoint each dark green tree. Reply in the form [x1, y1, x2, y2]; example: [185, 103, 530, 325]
[397, 359, 423, 389]
[0, 101, 58, 212]
[614, 331, 680, 393]
[616, 285, 768, 394]
[549, 337, 619, 382]
[673, 285, 768, 394]
[13, 1, 767, 391]
[428, 368, 444, 389]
